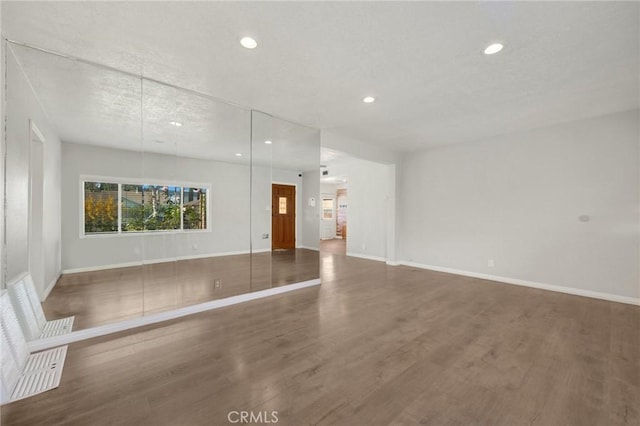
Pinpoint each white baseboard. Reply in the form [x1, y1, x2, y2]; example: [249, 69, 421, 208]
[346, 252, 387, 263]
[298, 245, 320, 251]
[251, 248, 272, 254]
[61, 250, 254, 274]
[399, 260, 640, 306]
[386, 261, 400, 266]
[28, 278, 322, 352]
[42, 273, 60, 301]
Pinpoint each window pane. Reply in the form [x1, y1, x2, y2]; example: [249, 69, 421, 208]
[322, 198, 334, 219]
[279, 197, 287, 214]
[183, 187, 207, 230]
[141, 185, 181, 230]
[84, 182, 118, 234]
[121, 184, 144, 232]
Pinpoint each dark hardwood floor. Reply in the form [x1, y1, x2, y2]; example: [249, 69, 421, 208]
[3, 249, 638, 425]
[320, 238, 346, 255]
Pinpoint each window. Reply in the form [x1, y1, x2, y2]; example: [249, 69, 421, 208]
[322, 198, 334, 220]
[278, 197, 287, 214]
[84, 182, 118, 234]
[82, 178, 210, 236]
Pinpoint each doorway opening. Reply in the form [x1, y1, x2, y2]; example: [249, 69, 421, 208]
[271, 183, 296, 250]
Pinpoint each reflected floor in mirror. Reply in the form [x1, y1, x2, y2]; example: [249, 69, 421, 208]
[43, 249, 319, 330]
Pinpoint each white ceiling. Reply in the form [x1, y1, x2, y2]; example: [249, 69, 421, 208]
[3, 1, 639, 152]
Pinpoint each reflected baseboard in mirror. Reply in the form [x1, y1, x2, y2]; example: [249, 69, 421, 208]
[43, 250, 319, 330]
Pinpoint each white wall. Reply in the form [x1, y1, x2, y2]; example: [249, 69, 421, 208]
[5, 45, 62, 298]
[345, 159, 393, 261]
[398, 110, 640, 302]
[301, 170, 320, 249]
[61, 142, 251, 271]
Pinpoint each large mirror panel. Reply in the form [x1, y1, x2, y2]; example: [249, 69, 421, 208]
[141, 80, 252, 313]
[5, 43, 146, 331]
[3, 41, 317, 342]
[250, 113, 320, 289]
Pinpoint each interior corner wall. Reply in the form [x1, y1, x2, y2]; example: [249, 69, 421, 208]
[5, 45, 62, 298]
[398, 109, 640, 301]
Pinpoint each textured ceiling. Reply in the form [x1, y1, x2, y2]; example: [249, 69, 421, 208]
[9, 43, 319, 171]
[3, 1, 639, 152]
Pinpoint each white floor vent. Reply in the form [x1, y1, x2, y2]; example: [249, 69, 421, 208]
[1, 291, 68, 404]
[41, 317, 75, 338]
[10, 346, 68, 402]
[7, 275, 75, 340]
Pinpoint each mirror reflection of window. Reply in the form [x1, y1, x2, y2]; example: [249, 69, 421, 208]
[83, 180, 209, 235]
[182, 187, 207, 230]
[84, 182, 118, 234]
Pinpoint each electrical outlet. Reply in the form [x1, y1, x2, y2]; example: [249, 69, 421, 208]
[262, 233, 269, 239]
[488, 259, 495, 268]
[192, 244, 198, 250]
[214, 279, 222, 289]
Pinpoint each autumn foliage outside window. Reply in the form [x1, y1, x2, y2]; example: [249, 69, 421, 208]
[84, 182, 118, 233]
[83, 181, 208, 235]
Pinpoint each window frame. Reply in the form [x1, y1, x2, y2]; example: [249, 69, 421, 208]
[79, 175, 212, 239]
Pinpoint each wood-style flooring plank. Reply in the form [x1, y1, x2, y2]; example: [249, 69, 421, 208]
[2, 248, 638, 426]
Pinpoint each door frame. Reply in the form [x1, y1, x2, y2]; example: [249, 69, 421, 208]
[271, 182, 299, 249]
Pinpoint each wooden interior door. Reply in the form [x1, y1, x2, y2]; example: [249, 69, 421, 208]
[272, 184, 296, 249]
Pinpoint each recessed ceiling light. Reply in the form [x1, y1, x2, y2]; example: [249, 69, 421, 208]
[235, 153, 243, 157]
[240, 37, 257, 49]
[363, 96, 376, 103]
[264, 140, 272, 144]
[484, 43, 504, 55]
[169, 121, 183, 127]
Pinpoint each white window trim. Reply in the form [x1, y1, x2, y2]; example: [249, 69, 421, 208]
[79, 174, 212, 239]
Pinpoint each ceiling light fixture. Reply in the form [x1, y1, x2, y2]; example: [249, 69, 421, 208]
[169, 121, 183, 127]
[362, 96, 376, 103]
[264, 140, 272, 144]
[484, 43, 504, 55]
[240, 37, 258, 49]
[235, 153, 243, 157]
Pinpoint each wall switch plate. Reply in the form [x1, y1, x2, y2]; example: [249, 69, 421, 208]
[488, 259, 495, 268]
[262, 233, 269, 239]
